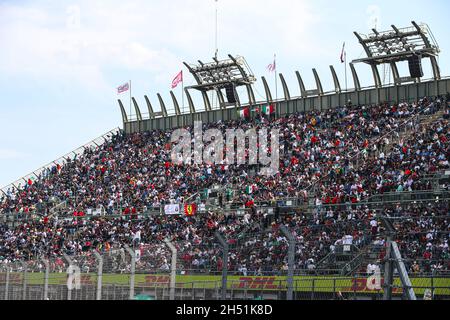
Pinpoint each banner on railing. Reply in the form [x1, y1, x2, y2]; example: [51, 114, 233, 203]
[164, 204, 180, 215]
[184, 203, 197, 216]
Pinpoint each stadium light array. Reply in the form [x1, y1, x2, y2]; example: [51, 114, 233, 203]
[352, 21, 441, 85]
[184, 54, 256, 92]
[354, 21, 440, 64]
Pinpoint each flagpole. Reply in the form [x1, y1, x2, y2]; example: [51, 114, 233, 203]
[345, 52, 348, 92]
[129, 80, 132, 119]
[181, 72, 185, 127]
[274, 54, 278, 102]
[214, 0, 219, 109]
[215, 0, 218, 60]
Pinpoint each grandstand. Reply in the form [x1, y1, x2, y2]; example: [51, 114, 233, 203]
[0, 21, 449, 301]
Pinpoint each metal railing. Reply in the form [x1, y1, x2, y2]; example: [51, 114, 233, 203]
[1, 261, 449, 300]
[0, 207, 449, 301]
[125, 77, 450, 122]
[1, 186, 448, 228]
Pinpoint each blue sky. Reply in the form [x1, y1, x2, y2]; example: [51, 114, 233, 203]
[0, 0, 449, 188]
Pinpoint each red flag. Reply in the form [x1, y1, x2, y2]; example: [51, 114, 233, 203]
[245, 199, 255, 208]
[171, 70, 183, 89]
[363, 139, 369, 148]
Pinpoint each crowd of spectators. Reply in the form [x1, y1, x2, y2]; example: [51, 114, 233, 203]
[0, 201, 447, 275]
[0, 96, 447, 216]
[0, 95, 448, 276]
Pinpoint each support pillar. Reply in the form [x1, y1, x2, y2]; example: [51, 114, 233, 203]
[215, 231, 229, 300]
[164, 239, 177, 300]
[93, 251, 103, 301]
[124, 245, 136, 300]
[280, 225, 295, 300]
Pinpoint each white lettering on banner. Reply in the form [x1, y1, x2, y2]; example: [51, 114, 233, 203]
[164, 204, 180, 215]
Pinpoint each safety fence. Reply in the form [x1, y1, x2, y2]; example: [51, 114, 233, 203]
[0, 269, 449, 300]
[0, 221, 449, 301]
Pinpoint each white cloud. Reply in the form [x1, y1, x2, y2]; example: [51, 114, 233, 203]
[0, 0, 321, 91]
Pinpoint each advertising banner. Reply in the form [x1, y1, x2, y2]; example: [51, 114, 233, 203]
[164, 204, 180, 215]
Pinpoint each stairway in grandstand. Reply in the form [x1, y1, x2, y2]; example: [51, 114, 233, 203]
[339, 244, 384, 276]
[313, 224, 375, 274]
[315, 244, 362, 275]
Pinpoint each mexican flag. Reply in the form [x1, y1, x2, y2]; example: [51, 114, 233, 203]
[239, 107, 250, 118]
[27, 176, 37, 186]
[245, 185, 256, 194]
[262, 104, 275, 115]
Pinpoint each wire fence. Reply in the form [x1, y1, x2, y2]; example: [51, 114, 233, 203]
[0, 233, 449, 301]
[1, 267, 449, 300]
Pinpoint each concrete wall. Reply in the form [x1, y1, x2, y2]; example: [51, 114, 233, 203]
[123, 78, 450, 134]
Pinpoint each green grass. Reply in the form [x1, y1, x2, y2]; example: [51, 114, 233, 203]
[2, 272, 447, 295]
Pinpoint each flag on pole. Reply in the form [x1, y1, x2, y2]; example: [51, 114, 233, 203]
[245, 184, 256, 194]
[262, 104, 275, 115]
[27, 176, 37, 186]
[171, 70, 183, 89]
[340, 42, 346, 63]
[117, 82, 129, 94]
[239, 107, 250, 119]
[267, 58, 276, 72]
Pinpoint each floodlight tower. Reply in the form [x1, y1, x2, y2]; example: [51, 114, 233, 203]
[183, 54, 257, 111]
[352, 21, 441, 87]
